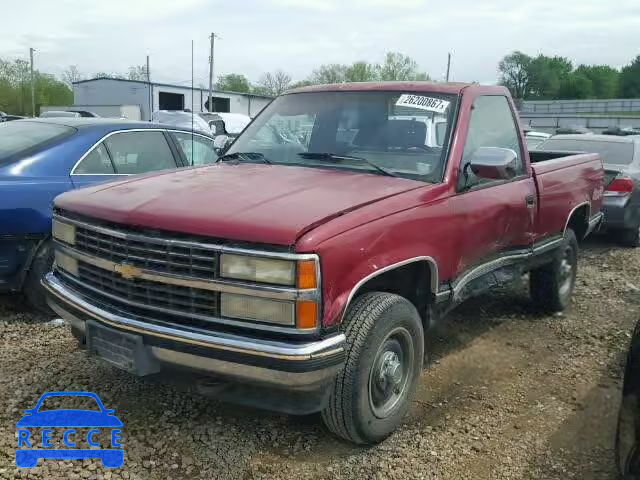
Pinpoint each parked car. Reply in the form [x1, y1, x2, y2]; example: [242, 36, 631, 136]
[45, 82, 603, 444]
[524, 130, 551, 150]
[199, 112, 251, 138]
[40, 110, 100, 118]
[538, 134, 640, 247]
[603, 126, 640, 136]
[616, 318, 640, 479]
[556, 126, 592, 135]
[0, 118, 217, 312]
[0, 112, 26, 122]
[151, 110, 212, 135]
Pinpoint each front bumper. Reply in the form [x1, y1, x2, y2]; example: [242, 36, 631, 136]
[43, 272, 345, 408]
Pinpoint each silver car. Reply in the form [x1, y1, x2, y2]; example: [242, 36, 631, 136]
[539, 134, 640, 247]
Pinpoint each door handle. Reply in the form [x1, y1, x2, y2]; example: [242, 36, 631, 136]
[525, 194, 535, 208]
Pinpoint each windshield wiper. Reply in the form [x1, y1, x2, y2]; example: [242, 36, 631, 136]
[217, 152, 272, 165]
[297, 152, 396, 177]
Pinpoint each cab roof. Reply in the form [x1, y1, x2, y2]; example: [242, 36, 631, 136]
[287, 81, 507, 96]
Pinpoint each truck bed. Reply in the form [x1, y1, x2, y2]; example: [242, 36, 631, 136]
[529, 150, 585, 163]
[530, 151, 603, 242]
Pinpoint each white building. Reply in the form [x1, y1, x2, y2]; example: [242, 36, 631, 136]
[72, 77, 273, 121]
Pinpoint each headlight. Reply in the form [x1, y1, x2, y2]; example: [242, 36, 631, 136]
[220, 254, 296, 285]
[221, 294, 294, 325]
[54, 251, 78, 276]
[52, 219, 76, 245]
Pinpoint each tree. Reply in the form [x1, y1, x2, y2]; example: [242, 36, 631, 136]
[557, 73, 593, 99]
[0, 57, 72, 115]
[308, 64, 347, 84]
[345, 61, 378, 82]
[527, 55, 572, 99]
[255, 70, 292, 96]
[575, 64, 619, 99]
[498, 51, 532, 99]
[289, 79, 313, 89]
[620, 55, 640, 98]
[127, 65, 147, 81]
[61, 65, 83, 86]
[377, 52, 428, 81]
[216, 73, 250, 93]
[94, 72, 125, 80]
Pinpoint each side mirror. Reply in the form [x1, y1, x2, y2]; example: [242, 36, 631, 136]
[213, 135, 232, 155]
[210, 124, 217, 135]
[468, 147, 518, 180]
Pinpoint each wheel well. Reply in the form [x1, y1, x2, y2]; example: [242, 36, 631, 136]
[566, 204, 589, 241]
[351, 261, 433, 324]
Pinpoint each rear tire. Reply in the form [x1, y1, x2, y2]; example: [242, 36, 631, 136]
[619, 226, 640, 248]
[530, 229, 578, 313]
[23, 239, 54, 316]
[321, 292, 424, 444]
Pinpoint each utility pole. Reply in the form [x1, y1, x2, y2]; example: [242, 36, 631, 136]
[445, 52, 451, 83]
[29, 48, 35, 117]
[146, 55, 151, 120]
[208, 32, 220, 112]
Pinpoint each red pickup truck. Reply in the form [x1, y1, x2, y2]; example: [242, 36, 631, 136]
[44, 82, 604, 444]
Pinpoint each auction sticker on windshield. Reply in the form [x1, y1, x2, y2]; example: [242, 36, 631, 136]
[395, 94, 450, 114]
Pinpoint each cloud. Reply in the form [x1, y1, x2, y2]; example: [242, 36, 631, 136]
[1, 0, 638, 85]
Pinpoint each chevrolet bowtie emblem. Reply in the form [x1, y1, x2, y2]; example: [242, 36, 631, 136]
[114, 263, 142, 280]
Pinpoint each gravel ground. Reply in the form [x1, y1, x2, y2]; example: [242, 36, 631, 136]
[0, 238, 638, 480]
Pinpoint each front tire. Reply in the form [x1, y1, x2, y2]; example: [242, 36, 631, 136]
[321, 292, 424, 444]
[530, 229, 578, 313]
[23, 239, 54, 315]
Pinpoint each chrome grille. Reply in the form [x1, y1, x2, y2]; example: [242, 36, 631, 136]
[74, 226, 217, 279]
[67, 263, 220, 318]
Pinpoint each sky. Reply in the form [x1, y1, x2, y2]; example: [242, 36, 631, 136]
[2, 0, 640, 87]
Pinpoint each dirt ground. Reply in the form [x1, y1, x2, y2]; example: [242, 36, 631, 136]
[0, 237, 638, 480]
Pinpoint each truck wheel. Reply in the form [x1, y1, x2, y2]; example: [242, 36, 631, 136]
[616, 393, 640, 478]
[321, 292, 424, 444]
[530, 228, 578, 313]
[619, 226, 640, 248]
[23, 239, 54, 316]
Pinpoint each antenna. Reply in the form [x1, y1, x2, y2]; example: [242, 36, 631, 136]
[191, 39, 194, 164]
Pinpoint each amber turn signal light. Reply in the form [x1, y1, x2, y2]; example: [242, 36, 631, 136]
[296, 300, 318, 329]
[297, 260, 317, 289]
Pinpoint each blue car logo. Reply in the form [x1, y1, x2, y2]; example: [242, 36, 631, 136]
[15, 391, 123, 468]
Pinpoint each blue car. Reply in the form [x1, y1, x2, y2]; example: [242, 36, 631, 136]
[0, 118, 217, 311]
[16, 391, 124, 468]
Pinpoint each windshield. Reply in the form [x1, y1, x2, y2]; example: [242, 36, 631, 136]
[540, 138, 635, 165]
[0, 121, 75, 166]
[227, 91, 457, 182]
[152, 111, 212, 134]
[40, 111, 78, 118]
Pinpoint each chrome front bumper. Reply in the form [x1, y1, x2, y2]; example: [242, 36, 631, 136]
[44, 272, 345, 391]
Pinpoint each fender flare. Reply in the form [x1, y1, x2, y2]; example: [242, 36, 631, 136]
[339, 256, 439, 322]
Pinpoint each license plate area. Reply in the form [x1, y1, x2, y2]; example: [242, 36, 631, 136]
[86, 321, 159, 376]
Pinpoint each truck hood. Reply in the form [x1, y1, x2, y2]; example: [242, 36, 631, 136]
[55, 163, 423, 245]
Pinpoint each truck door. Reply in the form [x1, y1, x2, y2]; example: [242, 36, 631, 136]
[450, 94, 535, 276]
